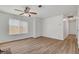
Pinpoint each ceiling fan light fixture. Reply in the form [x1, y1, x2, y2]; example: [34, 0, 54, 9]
[23, 13, 28, 16]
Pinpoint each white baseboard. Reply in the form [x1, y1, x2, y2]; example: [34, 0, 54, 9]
[0, 36, 33, 43]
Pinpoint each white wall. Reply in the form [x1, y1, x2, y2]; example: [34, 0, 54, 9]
[35, 18, 43, 37]
[32, 18, 43, 38]
[0, 11, 34, 43]
[0, 11, 43, 43]
[43, 15, 64, 40]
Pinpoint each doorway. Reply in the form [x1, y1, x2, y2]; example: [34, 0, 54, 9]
[63, 17, 76, 39]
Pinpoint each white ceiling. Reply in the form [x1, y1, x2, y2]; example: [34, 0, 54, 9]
[0, 5, 77, 19]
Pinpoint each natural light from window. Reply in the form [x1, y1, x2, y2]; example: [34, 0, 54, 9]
[9, 19, 28, 35]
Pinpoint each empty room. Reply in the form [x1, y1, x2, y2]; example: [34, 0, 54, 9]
[0, 5, 79, 54]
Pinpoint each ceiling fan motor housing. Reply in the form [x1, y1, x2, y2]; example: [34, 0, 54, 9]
[24, 7, 30, 13]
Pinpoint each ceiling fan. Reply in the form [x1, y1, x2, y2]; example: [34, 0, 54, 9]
[14, 7, 37, 17]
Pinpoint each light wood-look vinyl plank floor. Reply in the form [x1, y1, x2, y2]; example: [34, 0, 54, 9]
[0, 34, 78, 54]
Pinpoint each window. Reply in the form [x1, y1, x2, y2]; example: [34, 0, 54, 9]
[21, 21, 28, 33]
[9, 19, 28, 35]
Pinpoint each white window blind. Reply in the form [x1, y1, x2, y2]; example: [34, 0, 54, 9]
[9, 19, 28, 35]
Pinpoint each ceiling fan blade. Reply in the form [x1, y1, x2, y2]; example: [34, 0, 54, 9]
[19, 13, 24, 15]
[29, 12, 37, 14]
[14, 9, 23, 12]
